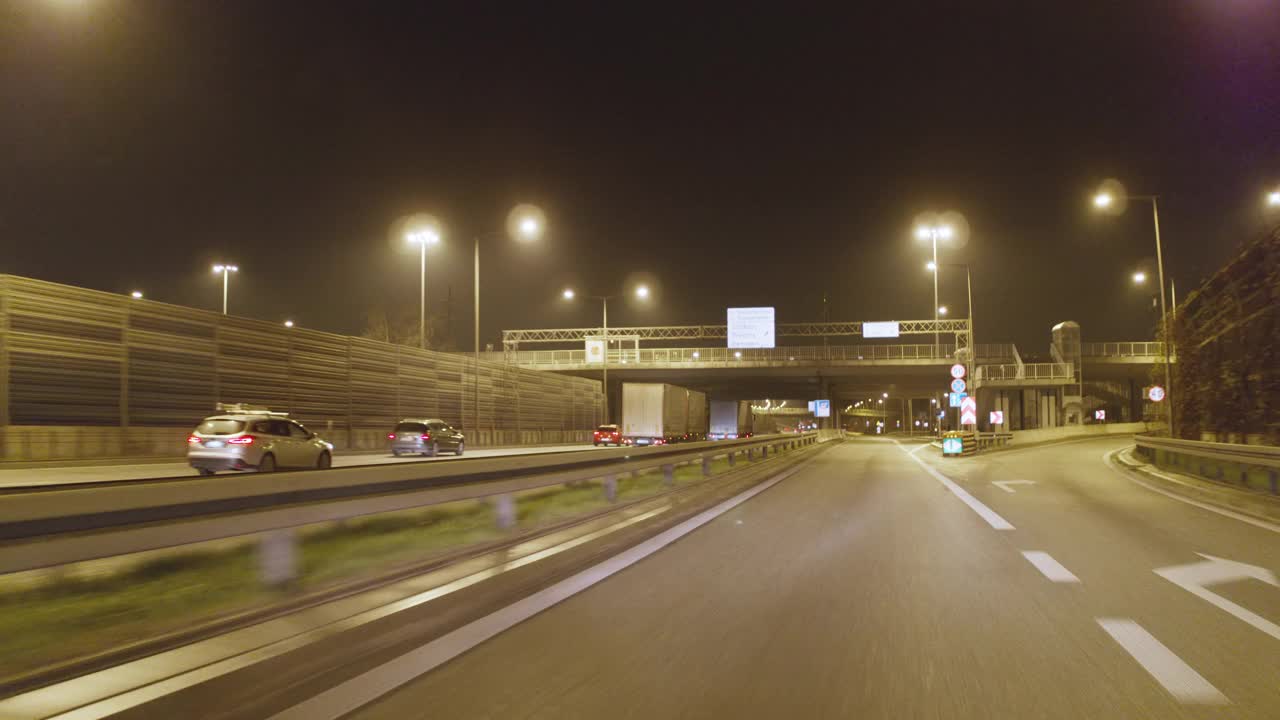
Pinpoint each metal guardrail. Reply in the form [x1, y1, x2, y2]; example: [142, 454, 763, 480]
[502, 319, 973, 345]
[1135, 435, 1280, 468]
[0, 433, 821, 582]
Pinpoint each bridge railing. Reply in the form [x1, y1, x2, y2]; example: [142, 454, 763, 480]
[492, 344, 1005, 367]
[975, 362, 1074, 382]
[1082, 341, 1166, 357]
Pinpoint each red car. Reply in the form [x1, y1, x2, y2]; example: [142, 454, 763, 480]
[593, 424, 623, 446]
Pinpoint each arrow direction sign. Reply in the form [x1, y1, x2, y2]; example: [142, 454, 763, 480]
[1155, 553, 1280, 641]
[992, 480, 1036, 493]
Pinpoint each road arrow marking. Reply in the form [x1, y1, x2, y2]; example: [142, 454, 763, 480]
[992, 480, 1036, 493]
[1155, 553, 1280, 641]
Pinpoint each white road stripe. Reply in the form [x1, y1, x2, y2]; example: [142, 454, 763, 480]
[1105, 449, 1280, 535]
[1097, 618, 1228, 705]
[897, 444, 1014, 530]
[1020, 551, 1080, 583]
[267, 459, 814, 720]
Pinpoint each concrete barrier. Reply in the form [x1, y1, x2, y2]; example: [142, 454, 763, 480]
[1008, 422, 1154, 445]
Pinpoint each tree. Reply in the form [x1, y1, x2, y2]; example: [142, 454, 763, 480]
[360, 306, 456, 350]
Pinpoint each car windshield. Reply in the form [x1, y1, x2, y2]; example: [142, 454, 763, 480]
[395, 422, 428, 432]
[195, 419, 245, 435]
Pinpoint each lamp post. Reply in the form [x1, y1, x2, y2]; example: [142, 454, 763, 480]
[211, 264, 238, 315]
[471, 206, 544, 434]
[915, 223, 954, 357]
[1094, 189, 1175, 436]
[563, 284, 650, 424]
[406, 228, 440, 349]
[927, 261, 975, 360]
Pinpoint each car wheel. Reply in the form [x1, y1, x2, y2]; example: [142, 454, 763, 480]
[258, 453, 277, 473]
[197, 468, 215, 477]
[425, 441, 438, 457]
[593, 442, 600, 447]
[392, 450, 402, 457]
[455, 442, 464, 456]
[315, 451, 332, 470]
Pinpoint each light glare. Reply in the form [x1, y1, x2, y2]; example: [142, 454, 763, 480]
[1132, 271, 1146, 284]
[635, 285, 650, 299]
[562, 288, 575, 300]
[1268, 190, 1280, 207]
[926, 261, 937, 271]
[1094, 193, 1113, 208]
[130, 291, 143, 299]
[284, 320, 294, 328]
[938, 305, 948, 315]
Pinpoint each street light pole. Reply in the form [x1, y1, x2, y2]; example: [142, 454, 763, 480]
[473, 238, 480, 432]
[932, 233, 939, 356]
[601, 296, 609, 424]
[419, 240, 427, 349]
[1149, 197, 1176, 437]
[212, 264, 238, 315]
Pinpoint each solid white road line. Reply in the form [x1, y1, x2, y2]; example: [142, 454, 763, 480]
[267, 460, 814, 720]
[1105, 449, 1280, 535]
[1020, 551, 1080, 583]
[1096, 618, 1227, 705]
[897, 444, 1014, 530]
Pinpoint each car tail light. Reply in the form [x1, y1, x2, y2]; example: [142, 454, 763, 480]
[228, 436, 255, 445]
[186, 435, 201, 444]
[388, 433, 396, 440]
[421, 434, 431, 441]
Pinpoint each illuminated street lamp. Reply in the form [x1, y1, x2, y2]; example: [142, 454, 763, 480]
[1132, 271, 1147, 284]
[938, 305, 948, 316]
[915, 221, 956, 356]
[130, 290, 143, 299]
[561, 283, 651, 423]
[1092, 182, 1175, 435]
[284, 320, 294, 328]
[471, 204, 545, 431]
[406, 227, 441, 349]
[212, 264, 238, 315]
[1267, 190, 1279, 207]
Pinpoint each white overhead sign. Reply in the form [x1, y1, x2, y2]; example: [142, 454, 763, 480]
[864, 321, 900, 339]
[814, 399, 831, 418]
[585, 339, 604, 364]
[727, 307, 776, 348]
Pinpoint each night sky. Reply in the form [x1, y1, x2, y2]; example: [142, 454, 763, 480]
[4, 1, 1278, 351]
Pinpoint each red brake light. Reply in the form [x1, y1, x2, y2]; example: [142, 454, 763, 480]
[388, 433, 396, 440]
[421, 434, 431, 441]
[186, 435, 201, 444]
[228, 436, 255, 445]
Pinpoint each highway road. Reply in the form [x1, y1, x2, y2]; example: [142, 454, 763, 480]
[0, 443, 603, 488]
[13, 435, 1279, 719]
[258, 435, 1278, 720]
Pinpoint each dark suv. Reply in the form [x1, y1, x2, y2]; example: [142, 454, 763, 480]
[388, 418, 465, 457]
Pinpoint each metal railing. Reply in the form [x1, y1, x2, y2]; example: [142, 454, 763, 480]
[1134, 434, 1280, 495]
[502, 319, 973, 345]
[1082, 341, 1166, 357]
[493, 344, 990, 368]
[0, 433, 821, 582]
[974, 362, 1074, 383]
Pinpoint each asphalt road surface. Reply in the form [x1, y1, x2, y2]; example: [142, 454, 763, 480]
[307, 436, 1279, 719]
[0, 443, 603, 488]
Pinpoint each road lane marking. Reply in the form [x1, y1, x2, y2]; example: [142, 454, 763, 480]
[0, 505, 671, 720]
[993, 480, 1036, 493]
[1020, 551, 1080, 583]
[1155, 553, 1280, 641]
[1105, 448, 1280, 535]
[897, 444, 1014, 530]
[267, 458, 816, 720]
[909, 442, 931, 456]
[1096, 618, 1228, 705]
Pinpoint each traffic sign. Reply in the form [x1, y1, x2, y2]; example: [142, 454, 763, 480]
[951, 378, 967, 394]
[989, 410, 1004, 425]
[949, 392, 967, 407]
[1148, 385, 1165, 402]
[960, 396, 977, 425]
[950, 364, 966, 379]
[943, 436, 964, 455]
[1094, 409, 1106, 421]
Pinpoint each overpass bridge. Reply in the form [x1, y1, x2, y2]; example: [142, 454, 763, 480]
[490, 321, 1169, 430]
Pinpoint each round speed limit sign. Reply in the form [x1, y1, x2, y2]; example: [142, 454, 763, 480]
[1148, 385, 1165, 402]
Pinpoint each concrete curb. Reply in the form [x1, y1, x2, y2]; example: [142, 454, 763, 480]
[1111, 446, 1280, 525]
